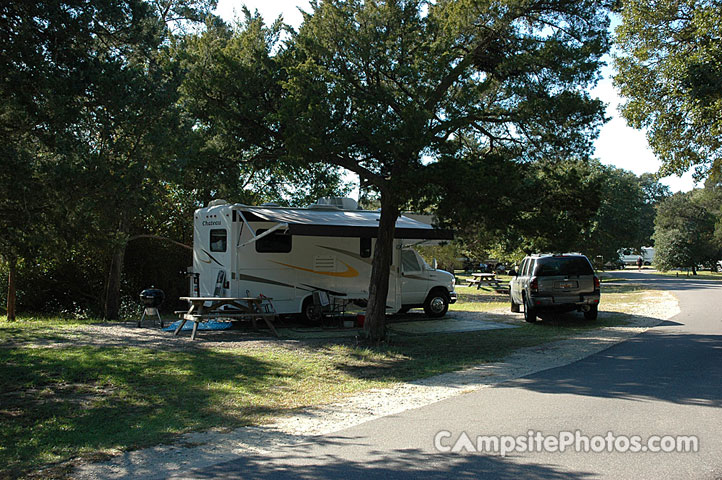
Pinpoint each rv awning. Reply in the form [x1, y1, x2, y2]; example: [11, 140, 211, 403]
[233, 206, 453, 240]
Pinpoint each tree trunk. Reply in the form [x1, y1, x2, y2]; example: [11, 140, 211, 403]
[6, 256, 17, 322]
[364, 193, 399, 342]
[104, 243, 126, 320]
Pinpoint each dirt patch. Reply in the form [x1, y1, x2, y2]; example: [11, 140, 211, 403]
[0, 321, 301, 352]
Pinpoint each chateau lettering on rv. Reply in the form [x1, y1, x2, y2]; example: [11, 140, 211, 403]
[202, 220, 222, 226]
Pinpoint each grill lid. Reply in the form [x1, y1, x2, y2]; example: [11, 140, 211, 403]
[140, 288, 165, 307]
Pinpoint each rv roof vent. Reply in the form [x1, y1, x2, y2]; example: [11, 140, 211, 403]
[313, 197, 358, 210]
[261, 202, 280, 207]
[308, 204, 340, 210]
[208, 199, 228, 207]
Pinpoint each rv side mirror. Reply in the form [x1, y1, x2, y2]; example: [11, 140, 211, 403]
[510, 269, 517, 277]
[432, 258, 438, 270]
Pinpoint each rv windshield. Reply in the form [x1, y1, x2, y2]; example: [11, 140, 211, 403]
[401, 250, 421, 272]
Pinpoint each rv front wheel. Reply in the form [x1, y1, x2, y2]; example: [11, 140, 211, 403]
[423, 290, 449, 318]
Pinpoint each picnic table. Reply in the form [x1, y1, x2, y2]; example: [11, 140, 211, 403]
[467, 272, 500, 289]
[176, 296, 278, 340]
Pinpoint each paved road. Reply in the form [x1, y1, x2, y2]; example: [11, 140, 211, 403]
[178, 271, 722, 479]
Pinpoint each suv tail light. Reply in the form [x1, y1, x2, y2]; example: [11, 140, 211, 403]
[594, 276, 600, 289]
[530, 277, 538, 293]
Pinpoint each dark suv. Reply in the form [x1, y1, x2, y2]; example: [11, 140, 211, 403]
[509, 253, 600, 322]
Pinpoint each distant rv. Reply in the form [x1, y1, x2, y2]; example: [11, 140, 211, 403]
[619, 247, 655, 266]
[189, 198, 458, 320]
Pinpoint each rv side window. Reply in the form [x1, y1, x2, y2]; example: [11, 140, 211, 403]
[210, 229, 227, 252]
[360, 238, 372, 258]
[255, 229, 292, 253]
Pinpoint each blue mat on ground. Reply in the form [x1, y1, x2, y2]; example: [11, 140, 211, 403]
[163, 320, 233, 332]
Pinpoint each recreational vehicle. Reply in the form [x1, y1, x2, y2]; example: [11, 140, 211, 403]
[190, 198, 457, 320]
[619, 247, 655, 266]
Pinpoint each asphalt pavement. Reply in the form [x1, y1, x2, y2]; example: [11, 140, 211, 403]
[174, 271, 722, 480]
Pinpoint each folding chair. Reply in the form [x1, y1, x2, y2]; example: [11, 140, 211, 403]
[312, 291, 346, 326]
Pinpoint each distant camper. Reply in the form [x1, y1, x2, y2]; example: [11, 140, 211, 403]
[619, 247, 655, 267]
[189, 198, 458, 320]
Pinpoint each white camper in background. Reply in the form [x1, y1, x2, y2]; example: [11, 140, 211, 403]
[619, 247, 655, 266]
[190, 198, 457, 320]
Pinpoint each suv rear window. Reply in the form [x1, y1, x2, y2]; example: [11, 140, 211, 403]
[533, 257, 593, 276]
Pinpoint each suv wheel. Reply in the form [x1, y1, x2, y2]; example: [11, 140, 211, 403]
[424, 291, 449, 318]
[584, 304, 598, 320]
[523, 296, 537, 323]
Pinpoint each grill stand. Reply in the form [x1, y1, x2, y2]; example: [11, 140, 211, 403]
[138, 307, 164, 328]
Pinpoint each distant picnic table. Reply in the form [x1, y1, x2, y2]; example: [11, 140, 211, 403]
[465, 272, 509, 294]
[467, 272, 499, 288]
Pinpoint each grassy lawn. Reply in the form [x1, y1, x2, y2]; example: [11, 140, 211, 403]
[0, 289, 650, 478]
[654, 270, 722, 281]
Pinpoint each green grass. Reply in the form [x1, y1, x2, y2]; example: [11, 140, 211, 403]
[654, 270, 722, 281]
[0, 316, 99, 344]
[0, 290, 649, 478]
[0, 343, 387, 479]
[451, 298, 507, 312]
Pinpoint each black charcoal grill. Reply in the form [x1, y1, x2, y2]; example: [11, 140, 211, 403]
[138, 287, 164, 327]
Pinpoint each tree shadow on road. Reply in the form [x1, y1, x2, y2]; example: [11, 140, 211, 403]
[172, 441, 595, 480]
[502, 328, 722, 408]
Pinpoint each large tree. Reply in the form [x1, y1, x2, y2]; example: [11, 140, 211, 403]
[183, 0, 610, 340]
[584, 166, 648, 263]
[614, 0, 722, 179]
[61, 0, 218, 320]
[433, 159, 661, 268]
[1, 0, 221, 320]
[178, 13, 349, 208]
[654, 191, 720, 273]
[288, 0, 609, 340]
[637, 172, 671, 246]
[0, 0, 160, 320]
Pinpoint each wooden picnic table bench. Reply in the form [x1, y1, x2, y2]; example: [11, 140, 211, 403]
[176, 296, 278, 340]
[467, 272, 501, 289]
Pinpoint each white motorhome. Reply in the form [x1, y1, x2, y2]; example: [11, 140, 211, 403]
[619, 247, 655, 266]
[190, 198, 457, 319]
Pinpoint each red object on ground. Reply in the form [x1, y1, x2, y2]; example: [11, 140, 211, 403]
[356, 314, 365, 327]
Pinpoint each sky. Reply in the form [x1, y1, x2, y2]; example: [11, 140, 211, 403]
[214, 0, 698, 193]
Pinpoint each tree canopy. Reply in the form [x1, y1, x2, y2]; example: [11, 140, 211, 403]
[614, 0, 722, 179]
[654, 190, 721, 273]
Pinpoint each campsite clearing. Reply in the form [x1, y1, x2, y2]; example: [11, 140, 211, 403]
[1, 286, 669, 479]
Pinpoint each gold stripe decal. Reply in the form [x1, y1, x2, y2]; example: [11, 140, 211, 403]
[272, 260, 360, 278]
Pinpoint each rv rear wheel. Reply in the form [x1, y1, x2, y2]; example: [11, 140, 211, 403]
[423, 290, 449, 318]
[300, 297, 320, 323]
